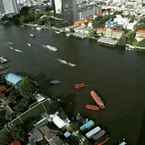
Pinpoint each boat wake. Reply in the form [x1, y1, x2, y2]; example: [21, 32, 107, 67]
[9, 47, 23, 53]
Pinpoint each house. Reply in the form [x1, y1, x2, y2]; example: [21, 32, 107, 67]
[96, 28, 106, 36]
[10, 140, 21, 145]
[135, 29, 145, 42]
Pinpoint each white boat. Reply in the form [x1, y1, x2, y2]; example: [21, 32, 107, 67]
[27, 43, 32, 47]
[57, 59, 68, 64]
[8, 41, 14, 45]
[0, 56, 8, 64]
[57, 59, 76, 67]
[43, 45, 58, 52]
[66, 33, 71, 37]
[14, 49, 23, 53]
[36, 27, 41, 31]
[9, 46, 14, 50]
[55, 31, 61, 34]
[68, 62, 76, 67]
[29, 33, 35, 37]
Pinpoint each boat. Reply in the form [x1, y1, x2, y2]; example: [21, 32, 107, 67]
[119, 141, 127, 145]
[57, 59, 68, 64]
[94, 135, 110, 145]
[68, 62, 76, 67]
[29, 33, 35, 38]
[9, 46, 14, 50]
[36, 27, 41, 31]
[8, 41, 14, 45]
[27, 43, 32, 47]
[66, 33, 71, 37]
[0, 56, 8, 64]
[49, 80, 61, 85]
[90, 90, 105, 110]
[85, 104, 100, 111]
[0, 65, 8, 75]
[55, 31, 61, 34]
[73, 82, 86, 90]
[14, 49, 23, 53]
[43, 45, 58, 52]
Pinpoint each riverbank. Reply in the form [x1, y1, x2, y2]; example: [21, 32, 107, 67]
[22, 23, 130, 50]
[126, 43, 145, 52]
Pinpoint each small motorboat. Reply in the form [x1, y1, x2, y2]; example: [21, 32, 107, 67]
[43, 44, 58, 52]
[85, 104, 100, 111]
[66, 33, 71, 37]
[49, 80, 61, 85]
[14, 49, 23, 53]
[8, 41, 14, 45]
[29, 33, 35, 38]
[68, 62, 76, 67]
[0, 56, 8, 64]
[90, 90, 105, 110]
[73, 82, 86, 91]
[0, 65, 7, 75]
[27, 43, 32, 47]
[9, 46, 14, 50]
[36, 27, 41, 31]
[55, 31, 61, 34]
[57, 59, 68, 64]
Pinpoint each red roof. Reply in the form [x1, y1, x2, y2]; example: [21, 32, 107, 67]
[10, 141, 21, 145]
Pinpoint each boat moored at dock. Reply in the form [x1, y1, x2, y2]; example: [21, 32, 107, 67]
[90, 90, 105, 110]
[85, 104, 100, 111]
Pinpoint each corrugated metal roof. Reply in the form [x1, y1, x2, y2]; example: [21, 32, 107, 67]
[5, 73, 23, 86]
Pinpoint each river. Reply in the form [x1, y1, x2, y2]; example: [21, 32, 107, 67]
[0, 25, 145, 145]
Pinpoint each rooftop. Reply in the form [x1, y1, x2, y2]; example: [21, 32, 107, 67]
[5, 73, 23, 86]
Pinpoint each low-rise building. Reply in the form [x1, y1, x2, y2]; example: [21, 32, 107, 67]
[4, 73, 23, 88]
[135, 29, 145, 42]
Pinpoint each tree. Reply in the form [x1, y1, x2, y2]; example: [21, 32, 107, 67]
[126, 31, 136, 44]
[92, 15, 115, 28]
[19, 77, 37, 98]
[137, 39, 145, 47]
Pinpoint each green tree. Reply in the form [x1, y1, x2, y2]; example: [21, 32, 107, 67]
[19, 77, 37, 98]
[126, 31, 136, 44]
[137, 39, 145, 47]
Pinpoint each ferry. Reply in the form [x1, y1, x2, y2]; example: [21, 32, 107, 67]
[90, 90, 105, 110]
[43, 45, 58, 52]
[85, 104, 100, 111]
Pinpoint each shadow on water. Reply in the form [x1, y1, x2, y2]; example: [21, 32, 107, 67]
[138, 109, 145, 145]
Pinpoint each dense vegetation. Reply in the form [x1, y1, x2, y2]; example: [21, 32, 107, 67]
[92, 15, 115, 28]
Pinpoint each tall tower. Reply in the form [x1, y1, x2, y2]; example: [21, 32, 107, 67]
[0, 0, 5, 15]
[2, 0, 19, 16]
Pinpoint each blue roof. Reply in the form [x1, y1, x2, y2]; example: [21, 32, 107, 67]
[5, 73, 23, 86]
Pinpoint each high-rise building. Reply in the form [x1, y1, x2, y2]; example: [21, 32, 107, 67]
[0, 0, 5, 16]
[54, 0, 97, 25]
[0, 0, 19, 16]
